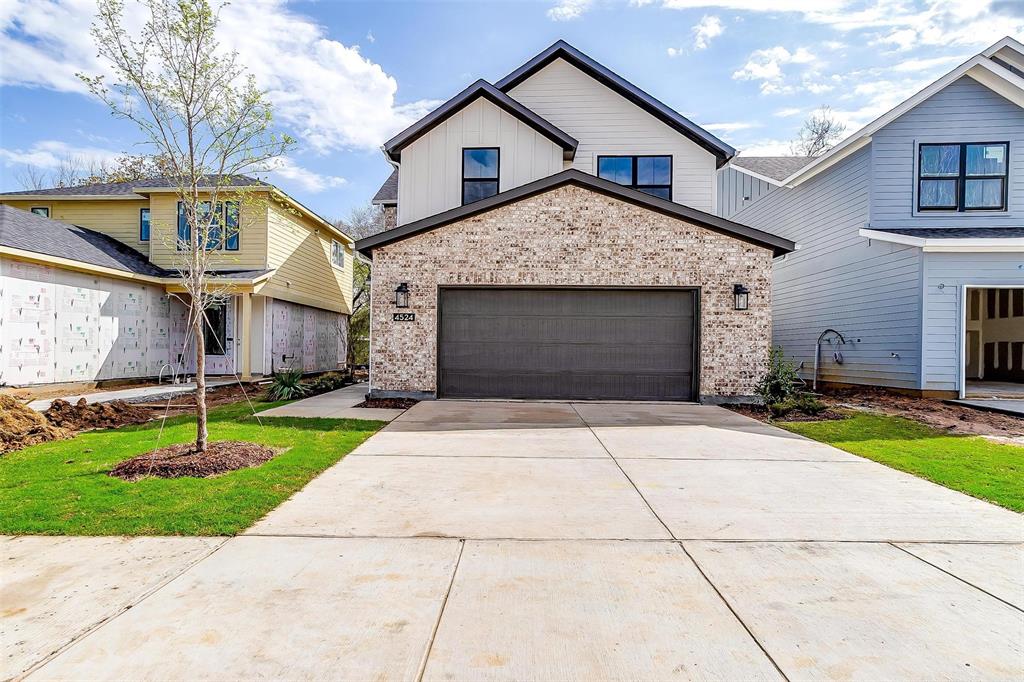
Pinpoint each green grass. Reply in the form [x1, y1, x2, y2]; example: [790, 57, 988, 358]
[779, 411, 1024, 512]
[0, 401, 385, 536]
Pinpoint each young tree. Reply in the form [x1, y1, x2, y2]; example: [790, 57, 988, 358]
[790, 105, 847, 157]
[81, 0, 293, 452]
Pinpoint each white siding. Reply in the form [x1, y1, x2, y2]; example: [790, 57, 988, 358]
[920, 252, 1024, 392]
[871, 77, 1024, 229]
[717, 167, 777, 220]
[728, 148, 926, 390]
[397, 97, 564, 225]
[508, 57, 718, 212]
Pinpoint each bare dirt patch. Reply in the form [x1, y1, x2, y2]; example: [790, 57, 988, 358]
[109, 440, 280, 481]
[44, 398, 153, 431]
[724, 402, 847, 424]
[132, 383, 265, 416]
[0, 395, 67, 454]
[355, 397, 419, 410]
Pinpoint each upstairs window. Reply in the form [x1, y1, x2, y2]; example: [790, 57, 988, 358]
[918, 142, 1008, 211]
[30, 207, 49, 217]
[331, 239, 345, 269]
[462, 148, 499, 204]
[597, 155, 672, 200]
[177, 201, 240, 250]
[139, 208, 150, 241]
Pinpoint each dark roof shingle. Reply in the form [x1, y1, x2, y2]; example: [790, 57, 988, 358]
[730, 156, 816, 182]
[372, 170, 398, 204]
[0, 174, 264, 197]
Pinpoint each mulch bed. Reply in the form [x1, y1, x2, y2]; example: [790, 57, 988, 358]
[354, 397, 419, 409]
[109, 440, 281, 481]
[44, 398, 153, 431]
[0, 395, 67, 454]
[723, 403, 848, 424]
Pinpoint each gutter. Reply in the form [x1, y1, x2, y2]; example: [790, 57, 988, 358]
[859, 228, 1024, 252]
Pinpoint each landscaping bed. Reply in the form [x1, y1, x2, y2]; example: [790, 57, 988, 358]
[355, 397, 419, 410]
[109, 440, 280, 481]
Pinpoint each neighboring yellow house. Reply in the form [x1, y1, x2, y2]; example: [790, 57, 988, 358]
[0, 176, 353, 385]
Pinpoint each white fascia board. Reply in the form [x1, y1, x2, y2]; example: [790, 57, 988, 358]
[724, 164, 784, 187]
[982, 36, 1024, 59]
[781, 55, 999, 188]
[859, 228, 1024, 252]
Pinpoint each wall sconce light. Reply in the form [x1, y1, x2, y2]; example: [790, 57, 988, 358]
[733, 284, 750, 311]
[393, 282, 410, 308]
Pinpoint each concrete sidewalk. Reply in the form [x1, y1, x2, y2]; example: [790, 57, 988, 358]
[8, 400, 1023, 680]
[256, 383, 406, 421]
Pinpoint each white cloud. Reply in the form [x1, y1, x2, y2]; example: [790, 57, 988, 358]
[666, 47, 683, 58]
[874, 28, 918, 51]
[774, 107, 803, 117]
[703, 121, 760, 132]
[736, 139, 793, 156]
[732, 46, 817, 94]
[260, 157, 347, 193]
[0, 140, 121, 170]
[365, 30, 375, 44]
[692, 15, 724, 50]
[890, 54, 967, 73]
[661, 1, 845, 10]
[0, 0, 439, 153]
[547, 0, 592, 21]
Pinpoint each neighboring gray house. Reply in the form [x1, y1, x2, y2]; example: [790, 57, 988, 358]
[719, 37, 1024, 398]
[358, 40, 795, 403]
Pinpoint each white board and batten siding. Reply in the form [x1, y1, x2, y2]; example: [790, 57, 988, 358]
[508, 57, 718, 213]
[870, 76, 1024, 230]
[921, 253, 1024, 393]
[724, 147, 926, 390]
[397, 98, 565, 225]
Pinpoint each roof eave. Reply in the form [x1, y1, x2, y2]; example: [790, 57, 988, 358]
[859, 228, 1024, 253]
[356, 169, 794, 258]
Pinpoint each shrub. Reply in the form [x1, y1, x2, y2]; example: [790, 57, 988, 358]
[755, 346, 800, 406]
[266, 369, 309, 401]
[791, 392, 827, 416]
[768, 401, 794, 418]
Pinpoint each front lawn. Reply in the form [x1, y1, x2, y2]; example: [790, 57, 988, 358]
[780, 412, 1024, 512]
[0, 401, 385, 535]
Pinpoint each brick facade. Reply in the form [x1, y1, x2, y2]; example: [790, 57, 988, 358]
[370, 185, 773, 400]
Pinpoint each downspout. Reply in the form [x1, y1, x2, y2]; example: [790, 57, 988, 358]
[813, 329, 846, 391]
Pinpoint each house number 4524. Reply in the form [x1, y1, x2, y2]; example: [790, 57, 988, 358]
[392, 312, 416, 322]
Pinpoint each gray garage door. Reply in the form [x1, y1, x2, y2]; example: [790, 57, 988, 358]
[438, 288, 696, 400]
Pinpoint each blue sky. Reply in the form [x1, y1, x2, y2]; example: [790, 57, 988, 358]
[1, 0, 1022, 221]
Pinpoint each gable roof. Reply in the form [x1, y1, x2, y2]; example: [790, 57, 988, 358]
[356, 169, 794, 258]
[729, 156, 815, 183]
[764, 36, 1024, 188]
[372, 169, 398, 205]
[383, 80, 578, 163]
[495, 40, 735, 168]
[0, 175, 265, 199]
[0, 204, 167, 277]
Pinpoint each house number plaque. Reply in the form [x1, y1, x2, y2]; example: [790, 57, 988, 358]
[393, 312, 416, 322]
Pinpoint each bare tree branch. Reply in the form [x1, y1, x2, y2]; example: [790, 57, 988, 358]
[790, 105, 847, 157]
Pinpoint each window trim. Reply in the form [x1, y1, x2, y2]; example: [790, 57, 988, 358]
[596, 155, 673, 200]
[176, 201, 240, 251]
[30, 206, 49, 218]
[139, 207, 150, 242]
[331, 239, 346, 270]
[461, 147, 500, 206]
[203, 302, 229, 356]
[917, 142, 1009, 213]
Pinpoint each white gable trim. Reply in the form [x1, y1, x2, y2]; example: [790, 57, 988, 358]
[780, 41, 1024, 188]
[859, 229, 1024, 253]
[722, 163, 785, 187]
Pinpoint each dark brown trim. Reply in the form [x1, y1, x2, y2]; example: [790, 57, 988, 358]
[383, 80, 578, 162]
[434, 285, 701, 402]
[495, 40, 735, 168]
[597, 154, 673, 201]
[356, 169, 795, 258]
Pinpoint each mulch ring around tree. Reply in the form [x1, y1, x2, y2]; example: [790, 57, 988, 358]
[354, 397, 420, 410]
[109, 440, 283, 481]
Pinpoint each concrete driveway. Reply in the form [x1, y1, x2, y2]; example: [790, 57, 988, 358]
[7, 401, 1023, 680]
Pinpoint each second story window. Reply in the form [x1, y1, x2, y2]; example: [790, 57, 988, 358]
[597, 155, 672, 200]
[331, 239, 345, 269]
[177, 201, 240, 250]
[918, 142, 1009, 212]
[30, 207, 49, 217]
[140, 208, 150, 242]
[463, 148, 499, 204]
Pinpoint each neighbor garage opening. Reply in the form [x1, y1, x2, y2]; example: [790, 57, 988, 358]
[437, 287, 698, 401]
[963, 286, 1024, 397]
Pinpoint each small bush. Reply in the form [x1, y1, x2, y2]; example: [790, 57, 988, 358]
[306, 371, 350, 397]
[755, 346, 800, 406]
[266, 369, 309, 401]
[768, 401, 794, 418]
[791, 392, 827, 416]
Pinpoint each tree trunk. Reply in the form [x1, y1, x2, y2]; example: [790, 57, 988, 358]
[193, 307, 208, 453]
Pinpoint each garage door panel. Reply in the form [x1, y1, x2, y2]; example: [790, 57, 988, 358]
[438, 288, 696, 401]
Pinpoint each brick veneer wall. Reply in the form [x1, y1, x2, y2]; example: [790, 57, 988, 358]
[370, 184, 773, 400]
[381, 205, 397, 230]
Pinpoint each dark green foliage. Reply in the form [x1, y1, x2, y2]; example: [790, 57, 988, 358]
[755, 346, 800, 406]
[266, 369, 309, 401]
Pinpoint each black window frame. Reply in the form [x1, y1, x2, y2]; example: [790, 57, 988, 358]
[30, 206, 49, 218]
[597, 155, 673, 200]
[461, 147, 500, 206]
[203, 302, 229, 356]
[918, 142, 1009, 212]
[139, 207, 150, 242]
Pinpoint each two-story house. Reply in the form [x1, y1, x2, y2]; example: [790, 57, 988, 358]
[718, 37, 1024, 399]
[0, 177, 354, 386]
[356, 41, 794, 402]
